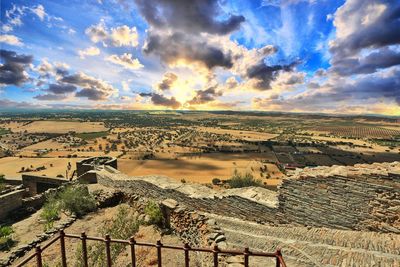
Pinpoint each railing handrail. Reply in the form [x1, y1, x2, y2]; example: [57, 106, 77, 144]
[15, 230, 287, 267]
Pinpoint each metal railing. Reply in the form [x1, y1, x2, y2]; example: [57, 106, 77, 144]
[15, 230, 287, 267]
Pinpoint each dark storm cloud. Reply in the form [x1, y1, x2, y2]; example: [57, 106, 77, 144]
[188, 86, 222, 105]
[47, 83, 77, 94]
[246, 61, 297, 90]
[332, 48, 400, 76]
[158, 72, 177, 91]
[151, 93, 181, 109]
[75, 88, 109, 101]
[60, 72, 115, 101]
[0, 49, 33, 85]
[139, 92, 153, 97]
[143, 32, 233, 69]
[134, 0, 245, 35]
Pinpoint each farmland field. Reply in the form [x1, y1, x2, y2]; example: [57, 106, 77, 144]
[4, 121, 108, 134]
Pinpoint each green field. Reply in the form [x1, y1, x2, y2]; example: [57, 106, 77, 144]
[76, 131, 108, 140]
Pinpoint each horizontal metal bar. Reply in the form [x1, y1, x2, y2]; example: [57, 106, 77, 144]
[15, 252, 37, 267]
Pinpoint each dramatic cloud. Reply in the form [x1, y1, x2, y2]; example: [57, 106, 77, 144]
[60, 72, 116, 101]
[329, 0, 400, 76]
[143, 32, 233, 69]
[188, 86, 222, 105]
[151, 93, 181, 109]
[136, 0, 245, 70]
[134, 0, 245, 35]
[78, 46, 100, 59]
[157, 72, 177, 91]
[246, 61, 297, 90]
[331, 47, 400, 76]
[85, 21, 139, 47]
[0, 49, 33, 85]
[0, 34, 23, 46]
[330, 0, 400, 58]
[106, 53, 143, 70]
[46, 83, 77, 94]
[254, 67, 400, 112]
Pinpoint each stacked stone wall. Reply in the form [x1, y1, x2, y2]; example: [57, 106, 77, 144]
[277, 173, 400, 233]
[0, 189, 26, 221]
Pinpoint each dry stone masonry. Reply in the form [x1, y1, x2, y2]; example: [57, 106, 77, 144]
[278, 162, 400, 233]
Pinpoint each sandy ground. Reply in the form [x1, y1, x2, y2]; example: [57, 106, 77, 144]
[118, 152, 284, 185]
[6, 121, 107, 134]
[0, 157, 84, 179]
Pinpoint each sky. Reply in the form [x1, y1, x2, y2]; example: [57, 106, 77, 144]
[0, 0, 399, 115]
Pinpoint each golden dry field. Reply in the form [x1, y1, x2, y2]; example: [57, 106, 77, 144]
[3, 120, 107, 134]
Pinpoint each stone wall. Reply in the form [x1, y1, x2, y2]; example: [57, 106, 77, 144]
[22, 174, 68, 196]
[96, 172, 278, 224]
[76, 157, 117, 177]
[0, 189, 26, 221]
[277, 162, 400, 233]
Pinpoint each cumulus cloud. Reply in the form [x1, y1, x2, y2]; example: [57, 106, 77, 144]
[143, 31, 233, 69]
[329, 0, 400, 76]
[0, 34, 23, 46]
[136, 0, 245, 70]
[246, 60, 298, 90]
[78, 46, 100, 59]
[151, 93, 181, 109]
[157, 72, 177, 91]
[0, 49, 33, 86]
[46, 83, 77, 94]
[134, 0, 245, 35]
[60, 72, 117, 101]
[106, 53, 143, 70]
[188, 86, 223, 105]
[85, 21, 139, 47]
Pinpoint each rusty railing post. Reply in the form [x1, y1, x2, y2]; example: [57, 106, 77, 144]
[243, 247, 250, 267]
[81, 232, 88, 267]
[156, 240, 162, 267]
[59, 230, 67, 267]
[35, 245, 43, 267]
[129, 236, 136, 267]
[212, 245, 219, 267]
[105, 234, 112, 267]
[276, 249, 282, 267]
[183, 243, 190, 267]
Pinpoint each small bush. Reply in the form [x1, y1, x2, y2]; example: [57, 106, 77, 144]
[0, 225, 14, 251]
[227, 169, 263, 188]
[144, 201, 163, 226]
[0, 174, 5, 191]
[40, 201, 60, 230]
[212, 178, 221, 185]
[57, 185, 96, 217]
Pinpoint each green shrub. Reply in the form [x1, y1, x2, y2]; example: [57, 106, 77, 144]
[212, 178, 221, 185]
[57, 185, 96, 217]
[0, 174, 5, 191]
[144, 201, 163, 226]
[227, 169, 262, 188]
[0, 225, 14, 251]
[40, 185, 97, 231]
[40, 201, 60, 231]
